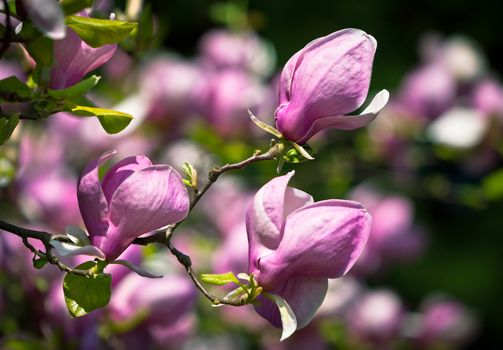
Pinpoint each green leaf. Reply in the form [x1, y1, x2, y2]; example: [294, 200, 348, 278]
[48, 75, 101, 99]
[0, 115, 19, 145]
[200, 272, 240, 286]
[32, 257, 48, 269]
[0, 77, 32, 101]
[61, 0, 93, 15]
[68, 105, 133, 134]
[63, 261, 112, 317]
[25, 35, 54, 67]
[66, 15, 137, 48]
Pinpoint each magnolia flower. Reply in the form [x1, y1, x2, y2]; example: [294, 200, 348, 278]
[274, 28, 389, 144]
[49, 25, 116, 89]
[247, 171, 371, 334]
[346, 289, 404, 344]
[77, 151, 189, 260]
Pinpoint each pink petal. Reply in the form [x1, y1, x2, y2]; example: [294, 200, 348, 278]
[254, 275, 328, 328]
[295, 89, 389, 144]
[101, 155, 152, 204]
[246, 172, 313, 270]
[257, 200, 371, 289]
[77, 150, 117, 247]
[101, 165, 189, 260]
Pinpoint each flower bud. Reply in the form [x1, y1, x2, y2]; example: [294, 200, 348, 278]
[275, 28, 389, 144]
[77, 151, 190, 260]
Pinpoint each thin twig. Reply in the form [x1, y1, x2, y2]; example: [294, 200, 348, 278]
[0, 143, 283, 301]
[140, 143, 283, 306]
[0, 220, 94, 277]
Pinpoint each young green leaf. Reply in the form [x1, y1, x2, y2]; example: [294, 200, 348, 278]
[0, 115, 20, 146]
[63, 261, 112, 317]
[32, 256, 48, 270]
[67, 105, 133, 134]
[200, 272, 240, 285]
[48, 75, 101, 99]
[0, 77, 32, 101]
[60, 0, 93, 15]
[65, 15, 137, 48]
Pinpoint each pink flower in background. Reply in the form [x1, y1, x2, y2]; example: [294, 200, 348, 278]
[417, 297, 477, 347]
[140, 56, 201, 123]
[193, 69, 272, 137]
[247, 171, 371, 329]
[346, 289, 404, 345]
[350, 184, 425, 274]
[471, 78, 503, 118]
[77, 151, 189, 260]
[275, 28, 389, 144]
[109, 273, 197, 347]
[49, 24, 116, 89]
[397, 63, 456, 119]
[199, 29, 275, 77]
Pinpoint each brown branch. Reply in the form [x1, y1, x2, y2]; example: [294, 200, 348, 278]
[134, 142, 283, 306]
[0, 143, 284, 302]
[0, 220, 94, 277]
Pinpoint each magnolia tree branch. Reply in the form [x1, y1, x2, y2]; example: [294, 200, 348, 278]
[134, 142, 283, 306]
[0, 220, 94, 277]
[0, 143, 283, 304]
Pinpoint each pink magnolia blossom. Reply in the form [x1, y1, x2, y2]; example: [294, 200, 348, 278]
[471, 78, 503, 118]
[198, 29, 275, 77]
[247, 171, 371, 329]
[417, 297, 477, 347]
[49, 24, 116, 89]
[77, 151, 189, 260]
[274, 28, 389, 144]
[109, 273, 197, 348]
[346, 289, 404, 345]
[397, 63, 456, 119]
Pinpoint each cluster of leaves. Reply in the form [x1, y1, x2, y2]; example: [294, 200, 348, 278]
[0, 0, 150, 145]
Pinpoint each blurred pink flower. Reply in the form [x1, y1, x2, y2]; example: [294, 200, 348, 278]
[193, 69, 271, 137]
[471, 78, 503, 118]
[109, 273, 197, 347]
[417, 297, 477, 347]
[199, 29, 275, 77]
[140, 56, 201, 123]
[397, 63, 456, 119]
[347, 289, 404, 345]
[350, 184, 425, 274]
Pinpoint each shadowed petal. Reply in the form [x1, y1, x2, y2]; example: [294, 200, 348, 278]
[296, 89, 389, 144]
[247, 171, 313, 270]
[101, 165, 189, 259]
[258, 200, 371, 289]
[77, 150, 116, 247]
[254, 275, 328, 329]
